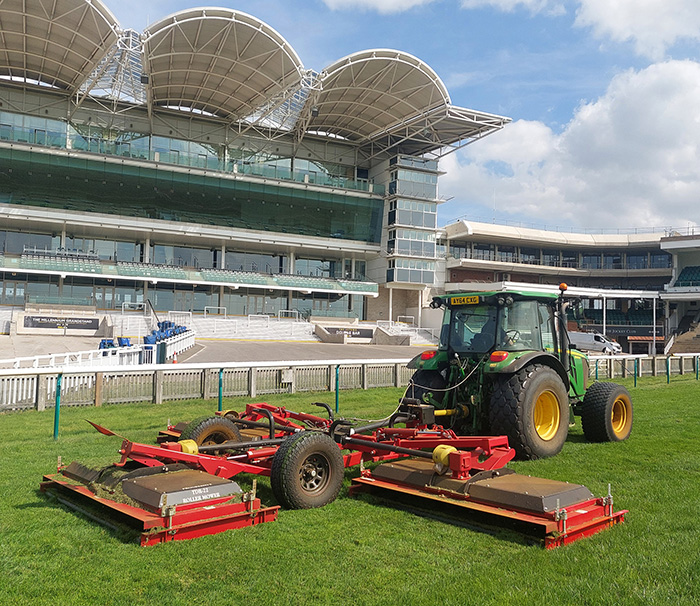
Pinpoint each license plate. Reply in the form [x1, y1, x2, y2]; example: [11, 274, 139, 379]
[450, 295, 479, 305]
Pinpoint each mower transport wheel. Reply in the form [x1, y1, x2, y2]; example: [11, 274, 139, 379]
[178, 416, 242, 447]
[408, 369, 447, 406]
[580, 382, 633, 442]
[489, 364, 569, 460]
[270, 431, 344, 509]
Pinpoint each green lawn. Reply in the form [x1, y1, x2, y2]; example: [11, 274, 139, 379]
[1, 378, 699, 606]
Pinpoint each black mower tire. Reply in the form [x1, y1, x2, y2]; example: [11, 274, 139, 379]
[178, 416, 242, 447]
[408, 369, 447, 406]
[580, 382, 633, 442]
[489, 364, 569, 460]
[270, 431, 344, 509]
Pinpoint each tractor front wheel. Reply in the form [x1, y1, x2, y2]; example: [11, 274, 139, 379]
[489, 364, 569, 460]
[580, 382, 633, 442]
[270, 431, 344, 509]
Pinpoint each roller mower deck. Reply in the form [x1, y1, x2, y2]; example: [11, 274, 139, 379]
[351, 460, 625, 548]
[40, 402, 626, 547]
[41, 463, 278, 546]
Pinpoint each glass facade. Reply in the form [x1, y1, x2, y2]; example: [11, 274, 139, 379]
[387, 259, 435, 284]
[0, 270, 364, 316]
[388, 199, 437, 229]
[66, 237, 142, 262]
[0, 110, 382, 193]
[450, 241, 674, 273]
[387, 229, 436, 257]
[388, 169, 437, 199]
[150, 244, 217, 268]
[1, 230, 60, 254]
[0, 145, 383, 244]
[226, 251, 287, 273]
[384, 155, 440, 285]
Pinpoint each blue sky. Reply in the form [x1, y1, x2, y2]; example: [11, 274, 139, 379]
[107, 0, 700, 231]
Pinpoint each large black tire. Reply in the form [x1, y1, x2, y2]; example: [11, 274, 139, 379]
[270, 432, 344, 509]
[408, 369, 447, 406]
[489, 364, 570, 460]
[580, 382, 633, 442]
[179, 416, 242, 447]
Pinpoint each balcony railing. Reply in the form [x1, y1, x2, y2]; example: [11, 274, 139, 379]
[451, 250, 672, 271]
[0, 124, 384, 196]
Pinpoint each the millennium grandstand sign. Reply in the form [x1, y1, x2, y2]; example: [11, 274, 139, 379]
[24, 316, 99, 330]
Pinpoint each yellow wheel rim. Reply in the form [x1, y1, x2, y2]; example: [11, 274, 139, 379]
[611, 396, 631, 437]
[534, 390, 560, 441]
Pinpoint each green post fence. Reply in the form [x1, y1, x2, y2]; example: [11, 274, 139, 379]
[335, 365, 340, 414]
[218, 368, 224, 412]
[53, 373, 63, 440]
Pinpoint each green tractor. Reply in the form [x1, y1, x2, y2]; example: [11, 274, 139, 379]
[407, 284, 633, 459]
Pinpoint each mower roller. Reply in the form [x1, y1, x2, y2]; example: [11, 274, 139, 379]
[40, 400, 626, 548]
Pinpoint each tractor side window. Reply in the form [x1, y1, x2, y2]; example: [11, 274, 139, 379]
[539, 303, 554, 351]
[500, 300, 540, 351]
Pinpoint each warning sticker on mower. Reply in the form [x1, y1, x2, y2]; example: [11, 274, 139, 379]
[450, 296, 479, 306]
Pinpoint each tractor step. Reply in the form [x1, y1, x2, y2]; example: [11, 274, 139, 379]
[351, 458, 626, 548]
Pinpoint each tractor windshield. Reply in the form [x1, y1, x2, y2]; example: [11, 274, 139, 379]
[441, 299, 551, 354]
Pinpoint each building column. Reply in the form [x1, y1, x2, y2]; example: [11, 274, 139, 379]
[602, 296, 607, 335]
[417, 290, 423, 327]
[144, 236, 151, 263]
[221, 244, 226, 269]
[388, 287, 393, 323]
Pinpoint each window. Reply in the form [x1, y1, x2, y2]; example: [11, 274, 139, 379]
[542, 250, 559, 266]
[520, 248, 539, 264]
[582, 254, 601, 269]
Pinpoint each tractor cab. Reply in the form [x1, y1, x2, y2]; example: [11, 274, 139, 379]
[438, 293, 557, 356]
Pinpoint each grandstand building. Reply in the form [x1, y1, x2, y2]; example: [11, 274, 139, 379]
[0, 1, 509, 323]
[440, 220, 700, 354]
[1, 0, 699, 355]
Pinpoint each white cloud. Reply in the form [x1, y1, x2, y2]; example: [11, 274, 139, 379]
[458, 0, 700, 58]
[440, 60, 700, 229]
[320, 0, 437, 13]
[576, 0, 700, 59]
[459, 0, 565, 16]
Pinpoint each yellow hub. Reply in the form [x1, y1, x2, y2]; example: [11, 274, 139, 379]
[611, 396, 631, 437]
[534, 390, 560, 441]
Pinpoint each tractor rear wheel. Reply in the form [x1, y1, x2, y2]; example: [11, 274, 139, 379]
[580, 382, 633, 442]
[179, 416, 242, 450]
[408, 370, 447, 406]
[489, 364, 569, 460]
[270, 431, 344, 509]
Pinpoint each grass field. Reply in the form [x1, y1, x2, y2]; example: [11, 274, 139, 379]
[1, 377, 699, 606]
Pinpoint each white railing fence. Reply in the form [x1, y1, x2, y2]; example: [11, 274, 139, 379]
[0, 357, 414, 411]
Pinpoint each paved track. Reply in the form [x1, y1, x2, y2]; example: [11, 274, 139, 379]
[1, 334, 423, 363]
[182, 339, 421, 363]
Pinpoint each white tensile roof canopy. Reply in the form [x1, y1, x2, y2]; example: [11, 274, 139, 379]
[0, 0, 119, 91]
[142, 8, 304, 120]
[0, 1, 510, 157]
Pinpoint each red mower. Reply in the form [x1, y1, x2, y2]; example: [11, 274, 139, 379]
[41, 400, 626, 547]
